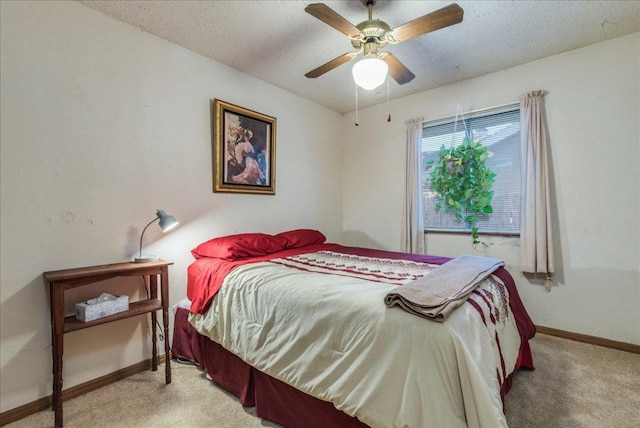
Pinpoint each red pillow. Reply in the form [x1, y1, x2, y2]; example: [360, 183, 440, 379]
[191, 233, 287, 260]
[276, 229, 326, 249]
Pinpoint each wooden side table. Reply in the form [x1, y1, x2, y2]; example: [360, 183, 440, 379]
[43, 260, 173, 427]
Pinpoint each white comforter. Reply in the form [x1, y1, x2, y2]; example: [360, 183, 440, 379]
[189, 250, 521, 428]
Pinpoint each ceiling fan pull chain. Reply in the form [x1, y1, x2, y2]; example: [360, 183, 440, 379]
[387, 73, 391, 122]
[355, 82, 359, 126]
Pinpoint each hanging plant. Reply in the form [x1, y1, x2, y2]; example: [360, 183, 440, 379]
[427, 137, 496, 248]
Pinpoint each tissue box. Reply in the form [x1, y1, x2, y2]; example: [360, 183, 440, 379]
[75, 295, 129, 322]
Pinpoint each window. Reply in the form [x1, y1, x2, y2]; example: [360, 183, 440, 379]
[422, 106, 521, 235]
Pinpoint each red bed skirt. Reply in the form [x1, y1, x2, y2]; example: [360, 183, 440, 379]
[172, 306, 530, 427]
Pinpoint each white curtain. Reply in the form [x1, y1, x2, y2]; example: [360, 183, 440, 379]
[520, 90, 554, 277]
[401, 117, 426, 254]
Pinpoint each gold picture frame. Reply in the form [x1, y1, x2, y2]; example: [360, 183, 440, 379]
[212, 99, 276, 195]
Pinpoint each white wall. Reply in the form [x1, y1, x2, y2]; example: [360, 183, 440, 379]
[0, 1, 343, 412]
[342, 32, 640, 345]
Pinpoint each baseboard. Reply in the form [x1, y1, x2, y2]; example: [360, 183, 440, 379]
[0, 354, 167, 427]
[536, 325, 640, 354]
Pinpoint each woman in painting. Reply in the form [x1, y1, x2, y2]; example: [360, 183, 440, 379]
[232, 129, 264, 185]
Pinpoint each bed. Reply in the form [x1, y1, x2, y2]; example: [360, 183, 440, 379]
[172, 230, 535, 428]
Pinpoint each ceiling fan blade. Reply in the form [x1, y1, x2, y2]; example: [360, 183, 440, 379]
[305, 52, 359, 79]
[381, 53, 415, 85]
[305, 3, 361, 38]
[390, 3, 464, 43]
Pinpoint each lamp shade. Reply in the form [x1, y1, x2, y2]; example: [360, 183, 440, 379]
[134, 209, 179, 263]
[157, 209, 179, 232]
[352, 57, 388, 90]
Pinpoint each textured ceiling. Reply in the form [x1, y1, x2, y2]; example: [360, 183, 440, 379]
[78, 1, 640, 113]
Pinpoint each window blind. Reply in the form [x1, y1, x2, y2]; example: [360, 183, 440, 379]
[422, 107, 521, 234]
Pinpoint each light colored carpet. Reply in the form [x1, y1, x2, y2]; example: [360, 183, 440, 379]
[5, 334, 640, 428]
[505, 334, 640, 427]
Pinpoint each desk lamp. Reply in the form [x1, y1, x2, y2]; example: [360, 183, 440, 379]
[134, 209, 179, 263]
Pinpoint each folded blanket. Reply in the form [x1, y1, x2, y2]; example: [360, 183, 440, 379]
[384, 255, 504, 321]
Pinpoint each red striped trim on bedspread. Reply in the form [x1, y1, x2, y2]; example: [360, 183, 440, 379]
[269, 250, 439, 284]
[467, 283, 510, 388]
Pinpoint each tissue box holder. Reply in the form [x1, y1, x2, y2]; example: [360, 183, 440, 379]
[75, 295, 129, 322]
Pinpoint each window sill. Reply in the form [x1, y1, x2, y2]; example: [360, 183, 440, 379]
[424, 228, 520, 238]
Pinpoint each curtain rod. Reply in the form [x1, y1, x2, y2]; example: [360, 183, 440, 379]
[423, 101, 519, 126]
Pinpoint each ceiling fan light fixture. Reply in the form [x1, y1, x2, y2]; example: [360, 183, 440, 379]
[352, 57, 388, 90]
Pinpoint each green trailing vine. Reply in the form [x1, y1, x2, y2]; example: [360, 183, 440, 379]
[427, 137, 496, 248]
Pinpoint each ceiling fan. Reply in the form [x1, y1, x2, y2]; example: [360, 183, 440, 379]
[305, 1, 464, 90]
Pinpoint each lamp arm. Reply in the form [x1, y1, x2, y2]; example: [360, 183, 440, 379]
[139, 217, 159, 257]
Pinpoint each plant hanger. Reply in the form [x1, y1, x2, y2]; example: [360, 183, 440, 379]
[450, 103, 470, 153]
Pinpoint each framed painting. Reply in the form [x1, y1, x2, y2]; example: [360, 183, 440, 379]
[212, 99, 276, 194]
